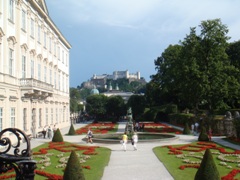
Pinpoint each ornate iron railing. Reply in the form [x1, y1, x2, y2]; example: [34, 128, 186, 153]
[0, 128, 37, 179]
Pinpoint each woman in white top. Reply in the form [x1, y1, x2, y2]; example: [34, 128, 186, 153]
[131, 132, 138, 151]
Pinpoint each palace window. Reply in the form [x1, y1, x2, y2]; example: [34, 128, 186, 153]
[9, 48, 14, 76]
[22, 10, 26, 30]
[31, 60, 34, 78]
[22, 55, 26, 78]
[31, 18, 35, 38]
[38, 63, 41, 80]
[9, 0, 14, 22]
[45, 108, 48, 125]
[39, 108, 42, 127]
[0, 108, 3, 131]
[23, 108, 27, 131]
[10, 107, 15, 128]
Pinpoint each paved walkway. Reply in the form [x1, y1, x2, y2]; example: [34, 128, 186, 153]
[29, 122, 240, 180]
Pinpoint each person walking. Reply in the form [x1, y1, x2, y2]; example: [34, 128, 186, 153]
[194, 122, 199, 135]
[122, 132, 128, 151]
[87, 128, 93, 143]
[131, 132, 138, 151]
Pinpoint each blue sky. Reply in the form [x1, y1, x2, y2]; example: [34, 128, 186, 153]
[45, 0, 240, 87]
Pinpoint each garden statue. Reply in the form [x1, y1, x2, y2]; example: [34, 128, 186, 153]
[126, 107, 134, 133]
[225, 111, 232, 120]
[234, 111, 240, 119]
[127, 107, 133, 124]
[224, 111, 236, 137]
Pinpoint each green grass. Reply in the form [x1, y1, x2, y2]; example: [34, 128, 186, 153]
[0, 142, 111, 180]
[153, 142, 240, 180]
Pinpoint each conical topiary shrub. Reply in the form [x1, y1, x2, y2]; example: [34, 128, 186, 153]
[182, 123, 191, 135]
[52, 128, 64, 142]
[68, 124, 76, 135]
[198, 126, 209, 141]
[194, 148, 220, 180]
[63, 150, 85, 180]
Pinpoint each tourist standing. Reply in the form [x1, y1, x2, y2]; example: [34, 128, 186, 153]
[131, 132, 138, 151]
[122, 132, 128, 151]
[208, 128, 212, 141]
[194, 122, 199, 135]
[47, 126, 52, 139]
[42, 126, 47, 138]
[191, 123, 195, 134]
[87, 128, 93, 143]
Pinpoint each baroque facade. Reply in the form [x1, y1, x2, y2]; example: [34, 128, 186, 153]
[0, 0, 71, 137]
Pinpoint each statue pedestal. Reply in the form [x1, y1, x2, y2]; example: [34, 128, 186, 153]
[125, 122, 133, 133]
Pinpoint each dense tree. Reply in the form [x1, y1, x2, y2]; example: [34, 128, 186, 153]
[150, 19, 240, 112]
[227, 40, 240, 68]
[127, 95, 146, 119]
[86, 94, 108, 120]
[70, 88, 82, 113]
[106, 96, 126, 121]
[79, 88, 91, 100]
[150, 44, 182, 107]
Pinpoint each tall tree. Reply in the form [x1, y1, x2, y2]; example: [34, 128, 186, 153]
[106, 96, 126, 121]
[150, 44, 182, 107]
[70, 88, 81, 113]
[127, 95, 146, 119]
[195, 19, 239, 111]
[150, 19, 240, 112]
[86, 94, 108, 120]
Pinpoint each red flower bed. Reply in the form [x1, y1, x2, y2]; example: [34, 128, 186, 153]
[75, 123, 116, 135]
[221, 169, 240, 180]
[179, 164, 200, 170]
[142, 123, 182, 134]
[33, 142, 99, 155]
[35, 170, 63, 180]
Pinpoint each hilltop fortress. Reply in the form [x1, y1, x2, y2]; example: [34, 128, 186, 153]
[83, 70, 146, 89]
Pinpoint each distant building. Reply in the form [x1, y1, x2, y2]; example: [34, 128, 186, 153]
[82, 70, 145, 89]
[102, 90, 134, 103]
[92, 70, 140, 81]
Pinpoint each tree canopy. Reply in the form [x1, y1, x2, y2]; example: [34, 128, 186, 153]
[150, 19, 240, 112]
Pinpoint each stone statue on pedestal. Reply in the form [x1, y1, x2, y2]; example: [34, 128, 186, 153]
[126, 107, 134, 133]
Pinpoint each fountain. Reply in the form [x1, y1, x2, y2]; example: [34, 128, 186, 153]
[90, 132, 178, 144]
[82, 108, 178, 144]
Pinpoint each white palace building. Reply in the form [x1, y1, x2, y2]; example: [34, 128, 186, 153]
[0, 0, 71, 137]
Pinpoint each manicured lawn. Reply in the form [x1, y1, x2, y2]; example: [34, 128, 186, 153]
[0, 142, 111, 180]
[153, 141, 240, 180]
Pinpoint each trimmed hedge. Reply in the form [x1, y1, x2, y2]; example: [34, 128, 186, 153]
[52, 128, 64, 142]
[194, 149, 220, 180]
[182, 123, 191, 135]
[63, 150, 85, 180]
[68, 124, 76, 135]
[198, 127, 209, 141]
